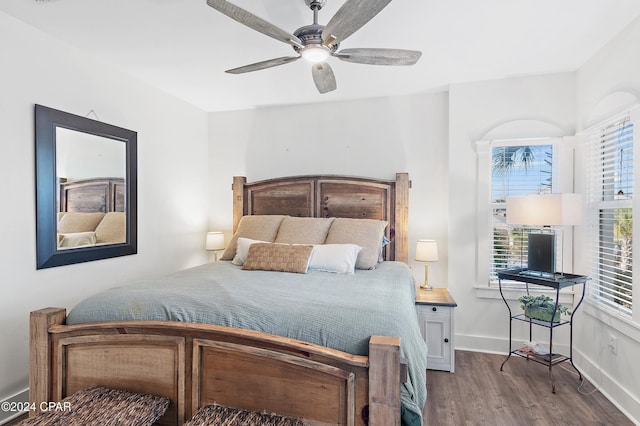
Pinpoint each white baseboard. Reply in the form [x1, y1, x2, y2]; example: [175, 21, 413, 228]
[572, 346, 640, 425]
[0, 389, 29, 425]
[455, 333, 569, 355]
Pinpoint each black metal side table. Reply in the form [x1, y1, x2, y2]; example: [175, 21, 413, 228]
[497, 268, 589, 393]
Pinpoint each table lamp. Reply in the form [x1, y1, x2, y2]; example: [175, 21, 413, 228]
[416, 239, 439, 290]
[506, 193, 582, 276]
[205, 231, 225, 261]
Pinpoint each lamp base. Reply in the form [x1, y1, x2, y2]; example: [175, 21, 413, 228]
[208, 250, 222, 262]
[420, 263, 433, 290]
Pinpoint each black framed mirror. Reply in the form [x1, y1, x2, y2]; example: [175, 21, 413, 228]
[35, 104, 137, 269]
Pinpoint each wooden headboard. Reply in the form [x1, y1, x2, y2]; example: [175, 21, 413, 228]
[232, 173, 410, 263]
[59, 177, 125, 213]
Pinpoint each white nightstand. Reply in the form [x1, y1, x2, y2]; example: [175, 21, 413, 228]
[415, 288, 457, 372]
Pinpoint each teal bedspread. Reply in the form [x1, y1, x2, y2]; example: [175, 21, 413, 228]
[67, 261, 427, 425]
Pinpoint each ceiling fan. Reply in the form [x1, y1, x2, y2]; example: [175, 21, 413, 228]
[206, 0, 422, 94]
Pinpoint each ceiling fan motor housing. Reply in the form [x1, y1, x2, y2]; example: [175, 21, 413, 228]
[292, 24, 339, 54]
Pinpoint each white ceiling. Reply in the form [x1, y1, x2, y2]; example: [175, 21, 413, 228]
[2, 0, 640, 112]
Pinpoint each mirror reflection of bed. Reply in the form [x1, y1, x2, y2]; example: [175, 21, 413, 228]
[57, 177, 126, 249]
[55, 126, 127, 249]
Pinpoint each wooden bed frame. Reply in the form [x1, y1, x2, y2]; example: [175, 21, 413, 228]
[30, 173, 412, 426]
[232, 173, 410, 263]
[59, 177, 125, 213]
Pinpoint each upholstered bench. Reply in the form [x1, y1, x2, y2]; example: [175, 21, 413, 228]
[18, 387, 169, 426]
[184, 404, 305, 426]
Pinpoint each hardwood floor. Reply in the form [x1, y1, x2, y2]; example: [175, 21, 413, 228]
[424, 350, 633, 426]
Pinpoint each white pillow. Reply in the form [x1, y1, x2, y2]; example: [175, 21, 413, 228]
[308, 244, 362, 274]
[232, 237, 267, 265]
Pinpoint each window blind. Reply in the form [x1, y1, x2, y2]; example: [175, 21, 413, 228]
[586, 112, 634, 314]
[489, 144, 553, 283]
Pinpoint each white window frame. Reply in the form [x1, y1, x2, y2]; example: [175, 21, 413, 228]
[475, 137, 576, 299]
[582, 105, 640, 325]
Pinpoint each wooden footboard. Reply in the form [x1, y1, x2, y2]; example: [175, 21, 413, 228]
[30, 308, 403, 426]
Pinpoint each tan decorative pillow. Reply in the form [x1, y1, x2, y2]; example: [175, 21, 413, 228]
[242, 243, 313, 274]
[324, 218, 388, 270]
[274, 217, 335, 244]
[94, 212, 126, 244]
[57, 212, 106, 233]
[220, 215, 286, 260]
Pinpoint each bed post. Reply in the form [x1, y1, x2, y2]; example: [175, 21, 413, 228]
[368, 336, 401, 426]
[395, 172, 410, 264]
[29, 308, 66, 416]
[232, 176, 247, 233]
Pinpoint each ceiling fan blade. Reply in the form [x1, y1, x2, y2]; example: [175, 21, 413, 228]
[322, 0, 392, 45]
[334, 48, 422, 65]
[207, 0, 303, 47]
[311, 62, 337, 94]
[226, 56, 300, 74]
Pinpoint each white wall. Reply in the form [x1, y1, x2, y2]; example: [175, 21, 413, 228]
[0, 12, 209, 406]
[573, 15, 640, 423]
[447, 73, 577, 352]
[208, 93, 450, 287]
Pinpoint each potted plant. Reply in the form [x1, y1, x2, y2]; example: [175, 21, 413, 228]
[517, 295, 572, 323]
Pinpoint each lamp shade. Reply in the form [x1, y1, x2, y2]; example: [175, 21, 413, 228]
[506, 194, 582, 226]
[416, 239, 439, 262]
[205, 231, 225, 251]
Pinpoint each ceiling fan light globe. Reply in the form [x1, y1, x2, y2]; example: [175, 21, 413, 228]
[301, 46, 330, 63]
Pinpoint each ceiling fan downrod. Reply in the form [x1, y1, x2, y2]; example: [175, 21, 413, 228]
[305, 0, 326, 25]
